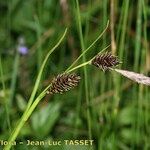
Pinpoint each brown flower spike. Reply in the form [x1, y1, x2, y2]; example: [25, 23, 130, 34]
[47, 73, 81, 94]
[91, 52, 120, 71]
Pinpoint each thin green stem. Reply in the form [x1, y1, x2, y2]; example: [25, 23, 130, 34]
[66, 20, 109, 72]
[4, 91, 46, 150]
[134, 0, 142, 146]
[67, 61, 91, 73]
[4, 28, 67, 150]
[134, 0, 142, 71]
[24, 92, 46, 121]
[66, 44, 110, 73]
[142, 1, 148, 146]
[26, 28, 67, 112]
[114, 0, 129, 114]
[75, 0, 92, 139]
[35, 15, 42, 71]
[9, 52, 20, 107]
[0, 57, 11, 133]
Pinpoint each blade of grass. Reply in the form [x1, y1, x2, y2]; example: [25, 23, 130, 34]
[67, 45, 111, 73]
[0, 57, 11, 133]
[142, 1, 149, 147]
[114, 0, 129, 114]
[75, 0, 91, 139]
[9, 52, 20, 107]
[110, 0, 116, 54]
[4, 28, 67, 150]
[26, 28, 67, 112]
[116, 0, 125, 46]
[118, 0, 129, 61]
[134, 0, 142, 72]
[34, 15, 42, 71]
[99, 0, 108, 147]
[100, 0, 108, 94]
[134, 0, 142, 146]
[66, 20, 109, 72]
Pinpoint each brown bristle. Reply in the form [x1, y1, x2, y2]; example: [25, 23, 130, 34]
[47, 73, 81, 94]
[91, 52, 120, 71]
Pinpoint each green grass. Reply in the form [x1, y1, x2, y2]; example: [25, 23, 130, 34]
[0, 0, 150, 150]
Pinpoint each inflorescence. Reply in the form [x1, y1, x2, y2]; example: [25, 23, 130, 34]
[91, 52, 120, 71]
[47, 73, 81, 94]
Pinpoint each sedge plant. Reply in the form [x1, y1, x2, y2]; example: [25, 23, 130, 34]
[4, 20, 150, 150]
[4, 21, 109, 150]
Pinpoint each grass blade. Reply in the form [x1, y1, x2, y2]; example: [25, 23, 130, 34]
[26, 28, 67, 111]
[4, 28, 67, 150]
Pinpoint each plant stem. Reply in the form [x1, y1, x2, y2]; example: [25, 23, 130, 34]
[66, 21, 109, 72]
[9, 52, 20, 107]
[4, 29, 67, 150]
[4, 91, 46, 150]
[66, 44, 110, 73]
[67, 61, 91, 73]
[75, 0, 92, 139]
[26, 28, 67, 112]
[0, 57, 11, 133]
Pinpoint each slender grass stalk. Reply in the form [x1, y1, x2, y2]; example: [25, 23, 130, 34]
[67, 45, 110, 73]
[66, 20, 109, 72]
[0, 57, 11, 133]
[4, 28, 67, 150]
[142, 0, 148, 147]
[100, 0, 108, 92]
[98, 0, 108, 148]
[110, 0, 116, 54]
[134, 0, 142, 72]
[84, 0, 91, 45]
[116, 0, 125, 46]
[114, 0, 129, 114]
[75, 0, 92, 139]
[34, 15, 43, 93]
[67, 61, 91, 73]
[35, 15, 42, 71]
[134, 0, 142, 146]
[5, 0, 13, 148]
[9, 52, 20, 107]
[130, 0, 142, 148]
[7, 0, 11, 47]
[74, 0, 90, 138]
[138, 1, 146, 145]
[26, 28, 68, 112]
[23, 91, 46, 121]
[118, 0, 129, 60]
[3, 91, 47, 150]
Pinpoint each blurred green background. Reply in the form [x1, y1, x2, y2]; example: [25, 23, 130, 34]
[0, 0, 150, 150]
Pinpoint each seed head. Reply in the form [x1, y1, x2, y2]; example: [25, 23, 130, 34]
[91, 52, 120, 71]
[47, 73, 81, 94]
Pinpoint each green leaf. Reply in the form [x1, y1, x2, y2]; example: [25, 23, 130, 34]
[31, 102, 61, 137]
[120, 128, 140, 144]
[16, 94, 27, 111]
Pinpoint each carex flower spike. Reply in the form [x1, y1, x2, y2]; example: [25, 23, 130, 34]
[47, 73, 81, 94]
[91, 52, 121, 71]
